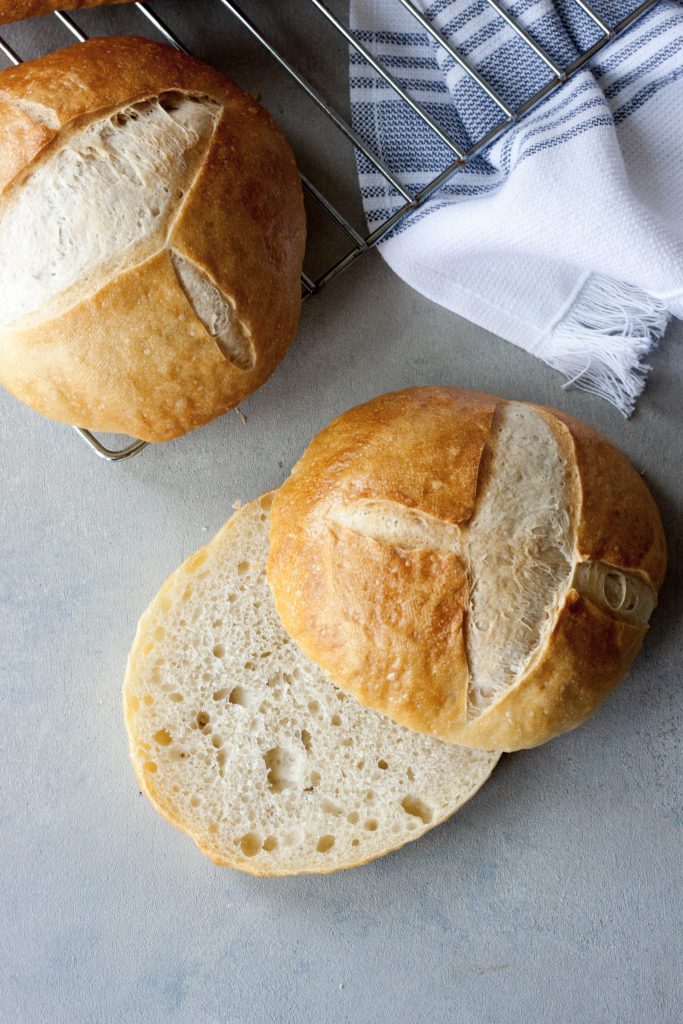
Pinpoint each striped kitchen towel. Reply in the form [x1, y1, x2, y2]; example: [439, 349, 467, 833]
[349, 0, 683, 414]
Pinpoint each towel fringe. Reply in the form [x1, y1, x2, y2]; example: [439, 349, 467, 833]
[538, 274, 671, 417]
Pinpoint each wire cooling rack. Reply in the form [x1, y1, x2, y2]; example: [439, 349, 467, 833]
[0, 0, 660, 461]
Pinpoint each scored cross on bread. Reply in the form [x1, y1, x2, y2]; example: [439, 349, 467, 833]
[0, 37, 305, 441]
[268, 388, 665, 751]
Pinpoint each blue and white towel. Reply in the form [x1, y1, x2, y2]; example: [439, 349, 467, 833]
[349, 0, 683, 414]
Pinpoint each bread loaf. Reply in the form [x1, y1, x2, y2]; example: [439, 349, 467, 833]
[124, 496, 498, 875]
[0, 37, 305, 441]
[268, 387, 666, 752]
[0, 1, 134, 24]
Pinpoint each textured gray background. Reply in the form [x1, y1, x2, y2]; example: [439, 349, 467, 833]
[0, 3, 681, 1023]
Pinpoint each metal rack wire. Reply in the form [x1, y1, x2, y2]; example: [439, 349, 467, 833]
[0, 0, 660, 461]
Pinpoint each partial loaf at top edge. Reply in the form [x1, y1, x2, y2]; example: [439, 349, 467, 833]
[0, 0, 133, 24]
[267, 387, 666, 751]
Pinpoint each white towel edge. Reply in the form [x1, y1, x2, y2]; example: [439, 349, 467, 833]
[535, 274, 676, 417]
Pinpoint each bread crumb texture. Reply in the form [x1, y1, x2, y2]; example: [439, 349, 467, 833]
[124, 495, 498, 875]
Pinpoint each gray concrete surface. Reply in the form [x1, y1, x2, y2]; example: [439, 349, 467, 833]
[0, 3, 681, 1023]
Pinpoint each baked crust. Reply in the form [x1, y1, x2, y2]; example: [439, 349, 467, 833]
[461, 591, 647, 750]
[549, 408, 667, 591]
[268, 387, 499, 736]
[268, 387, 666, 751]
[0, 37, 306, 441]
[0, 0, 133, 24]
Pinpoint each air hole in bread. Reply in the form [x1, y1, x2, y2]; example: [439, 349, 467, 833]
[153, 728, 173, 747]
[321, 799, 343, 817]
[330, 714, 342, 727]
[377, 759, 389, 770]
[317, 835, 335, 853]
[212, 688, 228, 701]
[400, 796, 433, 825]
[300, 729, 312, 753]
[212, 644, 225, 659]
[239, 833, 261, 856]
[196, 711, 210, 728]
[263, 746, 300, 794]
[364, 820, 378, 832]
[228, 686, 249, 707]
[263, 836, 278, 852]
[347, 811, 360, 825]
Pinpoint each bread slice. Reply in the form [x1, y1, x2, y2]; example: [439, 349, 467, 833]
[124, 496, 499, 875]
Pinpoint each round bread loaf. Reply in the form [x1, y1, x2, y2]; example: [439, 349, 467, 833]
[0, 0, 133, 23]
[124, 496, 498, 875]
[268, 387, 666, 752]
[0, 37, 306, 441]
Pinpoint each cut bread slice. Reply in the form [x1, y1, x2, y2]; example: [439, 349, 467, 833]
[124, 495, 499, 875]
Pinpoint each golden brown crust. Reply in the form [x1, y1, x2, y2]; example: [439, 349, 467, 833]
[548, 409, 667, 591]
[281, 386, 498, 523]
[461, 591, 647, 751]
[0, 37, 305, 441]
[269, 387, 498, 736]
[0, 95, 53, 194]
[170, 95, 304, 405]
[0, 250, 275, 440]
[0, 1, 133, 26]
[268, 387, 666, 751]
